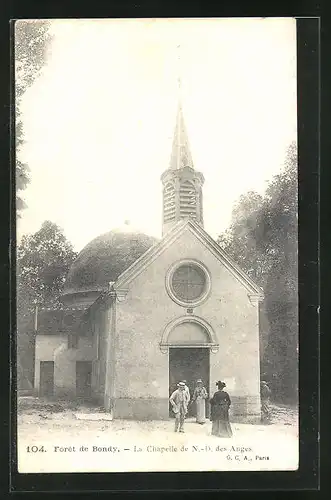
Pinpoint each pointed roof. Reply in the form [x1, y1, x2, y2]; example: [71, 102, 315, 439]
[169, 103, 194, 170]
[114, 218, 264, 298]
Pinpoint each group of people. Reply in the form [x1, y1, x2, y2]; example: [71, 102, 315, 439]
[169, 379, 233, 437]
[169, 379, 272, 435]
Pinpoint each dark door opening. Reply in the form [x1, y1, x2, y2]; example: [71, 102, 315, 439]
[76, 361, 92, 399]
[169, 348, 210, 418]
[39, 361, 54, 397]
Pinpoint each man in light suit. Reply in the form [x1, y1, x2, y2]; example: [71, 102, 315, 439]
[169, 382, 190, 432]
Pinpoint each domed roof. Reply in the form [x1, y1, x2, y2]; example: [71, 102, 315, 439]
[63, 227, 158, 298]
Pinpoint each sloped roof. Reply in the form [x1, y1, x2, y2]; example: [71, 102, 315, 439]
[36, 308, 89, 335]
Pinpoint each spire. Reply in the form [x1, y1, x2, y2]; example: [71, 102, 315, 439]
[169, 44, 194, 170]
[160, 45, 204, 235]
[170, 103, 194, 170]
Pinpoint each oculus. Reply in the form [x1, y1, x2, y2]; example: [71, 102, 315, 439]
[166, 260, 211, 307]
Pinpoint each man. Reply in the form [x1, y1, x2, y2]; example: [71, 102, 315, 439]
[260, 380, 272, 424]
[169, 382, 190, 433]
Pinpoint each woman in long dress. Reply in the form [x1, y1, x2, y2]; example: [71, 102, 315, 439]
[192, 379, 208, 424]
[210, 381, 233, 438]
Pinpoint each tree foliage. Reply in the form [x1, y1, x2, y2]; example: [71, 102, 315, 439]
[17, 221, 77, 314]
[15, 21, 53, 214]
[17, 221, 77, 389]
[218, 142, 298, 402]
[218, 191, 268, 284]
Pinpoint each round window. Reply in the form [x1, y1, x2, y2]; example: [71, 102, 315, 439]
[171, 263, 207, 303]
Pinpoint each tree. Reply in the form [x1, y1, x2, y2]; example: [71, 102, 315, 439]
[15, 20, 52, 214]
[218, 191, 268, 285]
[17, 221, 77, 389]
[261, 142, 298, 402]
[218, 142, 298, 402]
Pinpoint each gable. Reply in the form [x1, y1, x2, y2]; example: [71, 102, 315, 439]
[114, 219, 263, 298]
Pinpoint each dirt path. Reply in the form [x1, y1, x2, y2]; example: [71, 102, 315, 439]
[17, 398, 298, 473]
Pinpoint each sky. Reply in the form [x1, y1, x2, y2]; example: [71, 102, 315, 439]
[16, 18, 297, 252]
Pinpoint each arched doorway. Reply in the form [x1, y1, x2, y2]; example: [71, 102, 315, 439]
[163, 318, 217, 418]
[169, 347, 210, 417]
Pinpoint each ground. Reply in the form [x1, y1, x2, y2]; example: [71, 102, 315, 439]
[17, 397, 299, 473]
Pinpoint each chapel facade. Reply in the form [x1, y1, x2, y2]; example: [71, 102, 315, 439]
[33, 103, 264, 422]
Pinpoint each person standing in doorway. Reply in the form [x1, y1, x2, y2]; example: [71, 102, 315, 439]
[182, 380, 190, 401]
[260, 380, 272, 424]
[210, 381, 233, 438]
[192, 379, 208, 424]
[169, 382, 190, 433]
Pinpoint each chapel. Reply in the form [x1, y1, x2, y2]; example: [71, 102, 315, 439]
[34, 102, 264, 422]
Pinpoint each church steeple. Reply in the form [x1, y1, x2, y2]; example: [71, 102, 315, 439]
[169, 103, 194, 170]
[161, 100, 204, 236]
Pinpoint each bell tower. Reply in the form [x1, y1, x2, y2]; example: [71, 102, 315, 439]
[161, 103, 204, 235]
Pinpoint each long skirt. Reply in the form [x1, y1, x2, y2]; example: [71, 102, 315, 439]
[195, 398, 206, 424]
[211, 419, 233, 438]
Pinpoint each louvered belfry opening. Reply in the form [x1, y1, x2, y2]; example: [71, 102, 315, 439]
[163, 182, 176, 224]
[179, 180, 197, 220]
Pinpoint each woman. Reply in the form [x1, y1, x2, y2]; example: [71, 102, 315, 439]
[260, 380, 272, 424]
[192, 379, 208, 424]
[210, 381, 233, 438]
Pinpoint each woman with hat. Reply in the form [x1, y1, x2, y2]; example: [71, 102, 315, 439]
[191, 379, 208, 424]
[209, 381, 233, 438]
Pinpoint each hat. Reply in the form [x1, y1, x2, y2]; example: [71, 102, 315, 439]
[216, 380, 226, 389]
[196, 379, 203, 384]
[178, 382, 185, 387]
